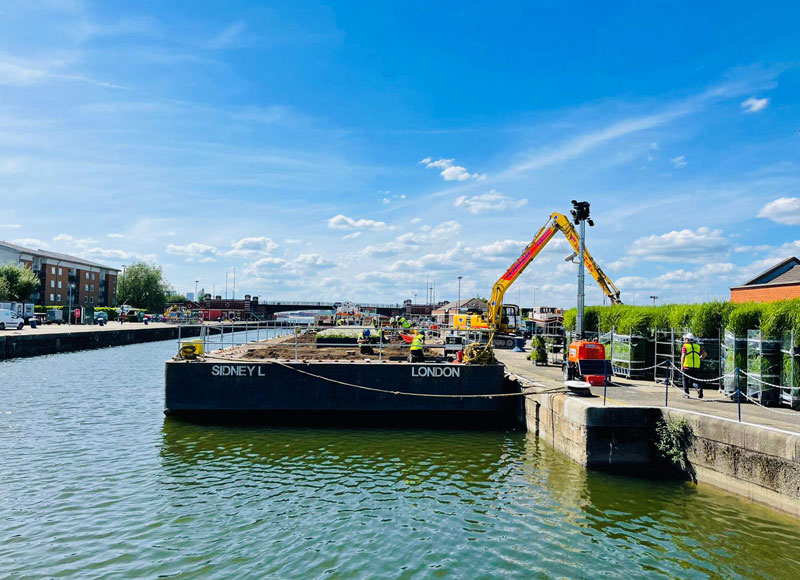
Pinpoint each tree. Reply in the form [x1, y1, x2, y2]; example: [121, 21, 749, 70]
[0, 263, 40, 301]
[166, 292, 187, 303]
[118, 262, 171, 312]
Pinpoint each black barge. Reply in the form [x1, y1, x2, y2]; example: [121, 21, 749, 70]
[164, 359, 521, 428]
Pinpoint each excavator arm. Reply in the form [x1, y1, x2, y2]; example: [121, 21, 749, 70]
[486, 212, 621, 331]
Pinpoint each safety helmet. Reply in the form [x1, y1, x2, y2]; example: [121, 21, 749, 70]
[684, 333, 696, 342]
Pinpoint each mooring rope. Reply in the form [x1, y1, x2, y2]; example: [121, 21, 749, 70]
[200, 352, 566, 398]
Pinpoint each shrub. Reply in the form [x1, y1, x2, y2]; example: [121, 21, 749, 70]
[727, 303, 763, 335]
[655, 417, 693, 474]
[690, 301, 732, 338]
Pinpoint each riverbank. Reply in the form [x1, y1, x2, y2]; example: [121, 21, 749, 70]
[495, 348, 800, 518]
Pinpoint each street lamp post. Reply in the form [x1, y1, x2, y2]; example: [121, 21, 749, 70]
[68, 284, 75, 326]
[195, 280, 199, 302]
[650, 295, 659, 306]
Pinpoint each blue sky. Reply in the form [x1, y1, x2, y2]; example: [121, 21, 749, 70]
[1, 0, 799, 307]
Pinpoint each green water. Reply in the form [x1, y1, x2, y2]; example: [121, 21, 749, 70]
[2, 338, 800, 578]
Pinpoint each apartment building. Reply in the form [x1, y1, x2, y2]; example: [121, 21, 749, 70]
[0, 240, 120, 307]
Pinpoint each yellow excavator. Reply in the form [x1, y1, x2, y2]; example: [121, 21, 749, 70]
[453, 212, 621, 348]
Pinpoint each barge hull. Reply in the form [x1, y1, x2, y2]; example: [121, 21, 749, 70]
[165, 360, 520, 428]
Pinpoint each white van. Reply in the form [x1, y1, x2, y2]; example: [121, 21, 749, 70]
[0, 308, 24, 330]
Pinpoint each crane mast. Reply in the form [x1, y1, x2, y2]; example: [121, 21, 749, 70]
[486, 212, 621, 333]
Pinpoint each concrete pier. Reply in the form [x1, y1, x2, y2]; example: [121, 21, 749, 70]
[496, 348, 800, 518]
[0, 322, 283, 360]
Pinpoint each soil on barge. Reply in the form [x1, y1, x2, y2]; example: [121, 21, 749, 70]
[207, 329, 437, 362]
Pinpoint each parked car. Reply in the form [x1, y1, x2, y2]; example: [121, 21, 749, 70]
[0, 308, 24, 330]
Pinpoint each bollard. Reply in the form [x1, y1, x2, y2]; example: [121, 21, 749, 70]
[603, 377, 607, 406]
[736, 367, 741, 423]
[30, 318, 37, 329]
[665, 366, 670, 407]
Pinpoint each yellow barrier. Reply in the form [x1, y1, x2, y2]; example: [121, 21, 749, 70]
[179, 339, 204, 359]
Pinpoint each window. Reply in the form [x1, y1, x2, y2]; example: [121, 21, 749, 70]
[50, 280, 55, 288]
[58, 281, 62, 289]
[85, 272, 89, 279]
[57, 294, 61, 302]
[91, 273, 96, 281]
[58, 267, 62, 276]
[90, 285, 94, 292]
[50, 293, 54, 302]
[84, 297, 88, 303]
[51, 267, 55, 275]
[85, 284, 89, 291]
[90, 297, 94, 304]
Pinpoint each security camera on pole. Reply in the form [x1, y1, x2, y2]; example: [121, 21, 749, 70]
[570, 200, 594, 339]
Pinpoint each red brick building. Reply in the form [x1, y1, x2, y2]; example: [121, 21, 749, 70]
[0, 240, 119, 307]
[730, 257, 800, 303]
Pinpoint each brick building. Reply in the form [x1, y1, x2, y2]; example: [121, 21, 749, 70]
[0, 240, 120, 307]
[730, 257, 800, 303]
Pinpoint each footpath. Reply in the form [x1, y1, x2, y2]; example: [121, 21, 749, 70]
[495, 348, 800, 434]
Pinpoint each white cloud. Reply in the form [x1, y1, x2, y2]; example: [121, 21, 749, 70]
[327, 214, 391, 231]
[207, 21, 247, 50]
[0, 158, 23, 174]
[757, 197, 800, 225]
[343, 232, 362, 240]
[11, 237, 50, 249]
[1, 223, 22, 229]
[245, 253, 334, 278]
[360, 220, 460, 258]
[227, 236, 278, 255]
[420, 157, 484, 181]
[669, 155, 687, 168]
[284, 238, 302, 244]
[166, 242, 219, 263]
[83, 247, 157, 262]
[292, 253, 335, 268]
[741, 97, 768, 113]
[454, 190, 528, 214]
[53, 233, 97, 247]
[382, 198, 391, 204]
[628, 227, 729, 263]
[107, 233, 125, 238]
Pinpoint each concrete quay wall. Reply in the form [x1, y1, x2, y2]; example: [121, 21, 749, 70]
[0, 326, 203, 360]
[526, 394, 800, 518]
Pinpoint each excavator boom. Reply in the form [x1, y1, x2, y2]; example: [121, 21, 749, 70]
[487, 212, 621, 331]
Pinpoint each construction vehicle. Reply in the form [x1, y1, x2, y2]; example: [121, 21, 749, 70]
[455, 211, 621, 349]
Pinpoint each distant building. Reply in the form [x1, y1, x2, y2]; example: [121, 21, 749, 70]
[431, 298, 488, 325]
[730, 257, 800, 303]
[186, 292, 194, 301]
[0, 240, 120, 307]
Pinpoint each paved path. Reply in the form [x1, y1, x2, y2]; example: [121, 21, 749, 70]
[1, 322, 179, 337]
[495, 348, 800, 434]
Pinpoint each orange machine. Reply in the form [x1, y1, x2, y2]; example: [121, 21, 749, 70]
[563, 340, 611, 386]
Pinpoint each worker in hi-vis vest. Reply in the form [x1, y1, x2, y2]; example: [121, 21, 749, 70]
[680, 333, 707, 399]
[409, 331, 425, 363]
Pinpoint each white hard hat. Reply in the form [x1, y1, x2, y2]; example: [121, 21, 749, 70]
[684, 333, 696, 341]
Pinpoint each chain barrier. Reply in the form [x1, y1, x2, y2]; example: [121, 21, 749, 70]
[736, 389, 799, 416]
[668, 362, 733, 383]
[738, 370, 797, 393]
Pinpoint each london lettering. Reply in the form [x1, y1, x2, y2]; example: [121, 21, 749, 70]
[211, 365, 266, 377]
[411, 366, 461, 378]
